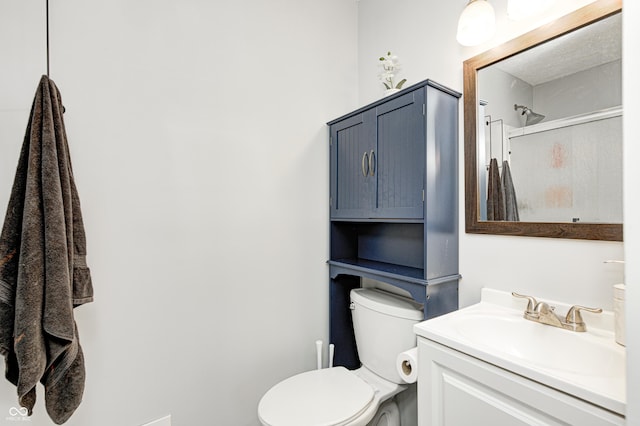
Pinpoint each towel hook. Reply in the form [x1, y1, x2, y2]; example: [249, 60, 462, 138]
[44, 1, 65, 113]
[46, 0, 50, 77]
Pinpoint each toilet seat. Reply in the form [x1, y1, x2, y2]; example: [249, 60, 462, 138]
[258, 367, 376, 426]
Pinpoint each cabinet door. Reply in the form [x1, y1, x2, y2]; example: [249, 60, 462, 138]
[373, 89, 425, 219]
[417, 339, 625, 426]
[330, 111, 375, 218]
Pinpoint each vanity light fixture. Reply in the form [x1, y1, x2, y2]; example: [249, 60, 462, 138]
[507, 0, 552, 21]
[456, 0, 496, 46]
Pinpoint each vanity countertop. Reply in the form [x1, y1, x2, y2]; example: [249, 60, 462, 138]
[414, 288, 626, 416]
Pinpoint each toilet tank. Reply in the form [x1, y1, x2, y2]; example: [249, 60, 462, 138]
[350, 288, 423, 384]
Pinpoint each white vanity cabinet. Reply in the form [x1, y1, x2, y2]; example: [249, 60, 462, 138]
[417, 338, 625, 426]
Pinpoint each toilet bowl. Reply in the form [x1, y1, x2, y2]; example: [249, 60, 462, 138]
[369, 399, 401, 426]
[258, 288, 422, 426]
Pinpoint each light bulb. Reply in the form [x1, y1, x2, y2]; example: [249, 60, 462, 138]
[457, 0, 496, 46]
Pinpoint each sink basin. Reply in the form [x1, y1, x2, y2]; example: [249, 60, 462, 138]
[452, 312, 625, 379]
[414, 289, 626, 416]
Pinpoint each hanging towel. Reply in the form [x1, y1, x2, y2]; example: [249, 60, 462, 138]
[486, 158, 505, 220]
[0, 75, 93, 424]
[501, 160, 520, 222]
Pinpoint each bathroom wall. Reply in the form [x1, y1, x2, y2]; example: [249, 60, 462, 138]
[534, 60, 621, 120]
[478, 66, 533, 128]
[479, 60, 621, 127]
[141, 416, 171, 426]
[0, 1, 357, 425]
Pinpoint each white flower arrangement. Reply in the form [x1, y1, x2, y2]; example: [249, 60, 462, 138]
[378, 51, 406, 90]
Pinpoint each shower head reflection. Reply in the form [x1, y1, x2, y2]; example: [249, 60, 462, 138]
[514, 104, 545, 125]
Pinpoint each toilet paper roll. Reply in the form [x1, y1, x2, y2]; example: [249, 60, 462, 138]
[396, 347, 418, 384]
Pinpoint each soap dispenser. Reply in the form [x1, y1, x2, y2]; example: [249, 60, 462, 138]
[613, 283, 625, 346]
[605, 260, 625, 346]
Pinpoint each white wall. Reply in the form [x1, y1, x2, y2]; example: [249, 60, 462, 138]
[480, 60, 622, 126]
[0, 1, 358, 425]
[479, 66, 533, 128]
[534, 59, 622, 120]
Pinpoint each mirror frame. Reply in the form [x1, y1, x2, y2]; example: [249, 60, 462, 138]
[463, 0, 623, 242]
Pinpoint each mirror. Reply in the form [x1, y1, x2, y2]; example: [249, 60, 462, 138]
[464, 0, 623, 241]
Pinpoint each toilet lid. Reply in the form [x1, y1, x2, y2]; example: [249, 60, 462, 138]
[258, 367, 375, 426]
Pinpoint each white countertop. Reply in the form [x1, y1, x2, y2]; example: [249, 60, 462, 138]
[414, 288, 626, 416]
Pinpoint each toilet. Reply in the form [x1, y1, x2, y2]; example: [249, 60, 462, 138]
[258, 288, 423, 426]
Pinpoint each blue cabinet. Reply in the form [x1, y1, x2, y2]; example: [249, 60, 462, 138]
[327, 80, 461, 369]
[330, 89, 425, 219]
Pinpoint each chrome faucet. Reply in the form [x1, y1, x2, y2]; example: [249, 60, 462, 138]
[512, 293, 602, 332]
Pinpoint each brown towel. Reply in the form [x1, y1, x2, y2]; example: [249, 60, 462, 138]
[0, 75, 93, 424]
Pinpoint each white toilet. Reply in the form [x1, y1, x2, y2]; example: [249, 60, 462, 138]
[258, 288, 423, 426]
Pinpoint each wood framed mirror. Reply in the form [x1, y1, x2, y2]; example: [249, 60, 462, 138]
[464, 0, 623, 241]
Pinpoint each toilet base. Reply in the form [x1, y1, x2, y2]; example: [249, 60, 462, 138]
[366, 398, 401, 426]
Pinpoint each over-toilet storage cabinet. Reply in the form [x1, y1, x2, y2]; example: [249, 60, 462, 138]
[328, 80, 461, 369]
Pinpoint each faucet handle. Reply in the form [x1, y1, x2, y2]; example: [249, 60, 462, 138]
[534, 301, 554, 314]
[564, 305, 603, 332]
[512, 292, 537, 314]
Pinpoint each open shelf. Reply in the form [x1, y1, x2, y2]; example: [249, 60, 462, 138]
[328, 258, 425, 283]
[330, 222, 424, 274]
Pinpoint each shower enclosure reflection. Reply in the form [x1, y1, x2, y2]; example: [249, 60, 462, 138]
[475, 11, 622, 225]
